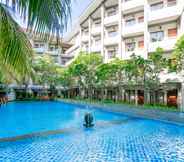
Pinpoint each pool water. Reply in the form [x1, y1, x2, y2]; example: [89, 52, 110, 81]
[0, 101, 125, 138]
[1, 101, 184, 161]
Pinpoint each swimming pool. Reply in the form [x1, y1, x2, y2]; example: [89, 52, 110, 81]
[0, 101, 126, 138]
[1, 101, 184, 161]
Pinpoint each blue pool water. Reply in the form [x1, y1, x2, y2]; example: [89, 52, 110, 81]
[0, 101, 125, 138]
[1, 101, 184, 161]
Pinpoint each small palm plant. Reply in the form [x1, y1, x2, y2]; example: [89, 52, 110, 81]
[0, 0, 71, 82]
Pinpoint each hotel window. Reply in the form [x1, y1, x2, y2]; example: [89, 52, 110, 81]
[94, 19, 101, 27]
[138, 41, 144, 49]
[168, 28, 177, 37]
[107, 26, 118, 37]
[52, 56, 59, 63]
[138, 16, 144, 23]
[167, 0, 176, 7]
[83, 28, 89, 35]
[93, 36, 101, 46]
[37, 52, 43, 55]
[34, 43, 39, 48]
[150, 2, 164, 11]
[126, 42, 136, 52]
[106, 7, 117, 17]
[125, 18, 136, 26]
[49, 44, 57, 51]
[108, 50, 116, 59]
[85, 45, 89, 51]
[150, 31, 164, 42]
[34, 42, 44, 48]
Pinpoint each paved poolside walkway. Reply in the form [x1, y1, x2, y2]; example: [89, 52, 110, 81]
[61, 100, 184, 126]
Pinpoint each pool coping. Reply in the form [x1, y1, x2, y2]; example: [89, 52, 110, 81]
[59, 99, 184, 126]
[0, 118, 132, 142]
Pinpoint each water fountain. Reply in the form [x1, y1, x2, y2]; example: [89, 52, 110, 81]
[83, 113, 94, 128]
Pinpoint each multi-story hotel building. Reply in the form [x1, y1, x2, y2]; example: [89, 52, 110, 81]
[64, 0, 184, 62]
[63, 0, 184, 110]
[28, 34, 73, 66]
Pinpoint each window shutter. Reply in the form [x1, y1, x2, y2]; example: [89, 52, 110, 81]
[168, 28, 177, 37]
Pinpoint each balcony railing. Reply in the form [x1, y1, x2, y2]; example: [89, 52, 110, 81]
[148, 2, 182, 24]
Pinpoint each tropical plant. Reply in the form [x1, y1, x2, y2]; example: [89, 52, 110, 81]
[33, 55, 60, 86]
[96, 58, 124, 87]
[171, 35, 184, 72]
[56, 67, 75, 89]
[68, 52, 103, 98]
[149, 47, 166, 87]
[0, 0, 71, 81]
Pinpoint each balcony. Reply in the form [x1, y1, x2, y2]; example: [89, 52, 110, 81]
[91, 26, 101, 35]
[46, 49, 60, 55]
[91, 45, 101, 52]
[104, 32, 119, 46]
[65, 44, 80, 56]
[81, 34, 89, 42]
[148, 5, 182, 25]
[125, 49, 146, 59]
[104, 14, 119, 26]
[122, 23, 144, 37]
[148, 38, 177, 52]
[122, 0, 144, 14]
[33, 47, 45, 54]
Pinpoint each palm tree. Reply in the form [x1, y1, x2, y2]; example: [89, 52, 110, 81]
[0, 0, 71, 82]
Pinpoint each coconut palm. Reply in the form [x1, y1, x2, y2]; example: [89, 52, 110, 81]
[0, 0, 71, 82]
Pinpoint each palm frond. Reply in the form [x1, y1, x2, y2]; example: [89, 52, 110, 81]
[14, 0, 71, 38]
[0, 4, 33, 81]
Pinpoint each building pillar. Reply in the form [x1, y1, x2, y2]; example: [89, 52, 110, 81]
[88, 16, 92, 53]
[179, 83, 184, 112]
[180, 8, 184, 37]
[103, 89, 107, 100]
[57, 49, 62, 64]
[144, 0, 149, 59]
[144, 90, 150, 105]
[79, 26, 82, 51]
[135, 90, 138, 106]
[121, 2, 126, 59]
[101, 3, 105, 60]
[164, 90, 168, 106]
[122, 89, 125, 101]
[118, 0, 122, 59]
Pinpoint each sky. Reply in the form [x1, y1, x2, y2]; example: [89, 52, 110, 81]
[65, 0, 93, 35]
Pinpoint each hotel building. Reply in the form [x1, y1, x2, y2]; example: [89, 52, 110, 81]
[28, 34, 73, 66]
[63, 0, 184, 110]
[64, 0, 184, 62]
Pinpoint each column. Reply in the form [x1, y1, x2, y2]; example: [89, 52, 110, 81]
[179, 83, 184, 112]
[57, 49, 62, 64]
[179, 5, 184, 37]
[101, 3, 105, 60]
[118, 0, 122, 59]
[164, 90, 168, 106]
[79, 26, 82, 51]
[135, 90, 138, 106]
[144, 90, 150, 104]
[122, 89, 125, 101]
[144, 0, 149, 59]
[88, 17, 92, 53]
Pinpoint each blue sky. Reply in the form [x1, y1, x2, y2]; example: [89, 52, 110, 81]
[65, 0, 93, 34]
